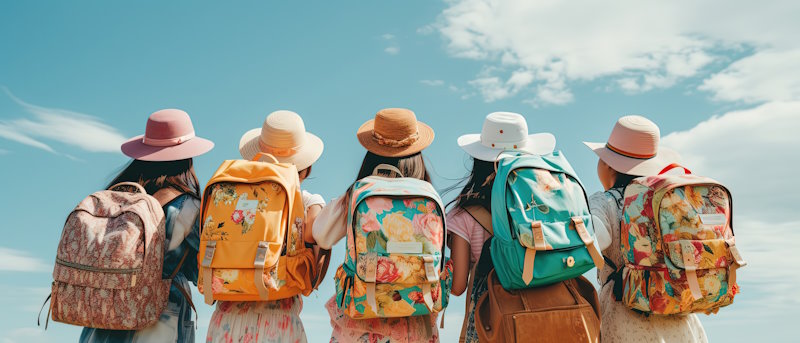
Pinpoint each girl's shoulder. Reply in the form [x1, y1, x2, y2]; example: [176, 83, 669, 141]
[445, 208, 483, 236]
[301, 190, 326, 209]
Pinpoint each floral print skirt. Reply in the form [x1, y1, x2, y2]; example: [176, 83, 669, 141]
[206, 297, 306, 343]
[599, 281, 708, 343]
[325, 296, 439, 343]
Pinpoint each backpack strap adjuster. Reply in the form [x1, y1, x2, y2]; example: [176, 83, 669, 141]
[201, 241, 217, 305]
[254, 241, 272, 300]
[680, 241, 703, 300]
[364, 252, 378, 314]
[572, 217, 605, 270]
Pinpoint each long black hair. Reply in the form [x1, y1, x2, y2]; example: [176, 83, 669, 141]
[443, 158, 495, 212]
[107, 158, 201, 199]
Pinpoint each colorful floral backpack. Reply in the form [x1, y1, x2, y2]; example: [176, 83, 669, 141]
[335, 164, 453, 319]
[615, 164, 746, 315]
[197, 153, 317, 304]
[44, 182, 190, 330]
[491, 151, 604, 290]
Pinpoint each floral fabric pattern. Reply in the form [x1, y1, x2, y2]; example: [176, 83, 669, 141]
[590, 190, 708, 343]
[326, 296, 440, 343]
[337, 176, 451, 319]
[206, 297, 307, 343]
[490, 151, 600, 289]
[80, 194, 201, 343]
[619, 174, 742, 315]
[198, 166, 313, 302]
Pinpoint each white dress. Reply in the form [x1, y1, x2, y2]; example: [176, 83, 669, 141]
[589, 190, 708, 343]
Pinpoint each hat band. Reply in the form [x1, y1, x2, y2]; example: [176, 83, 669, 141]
[372, 131, 419, 148]
[482, 138, 526, 150]
[142, 131, 195, 147]
[606, 142, 656, 159]
[258, 139, 300, 157]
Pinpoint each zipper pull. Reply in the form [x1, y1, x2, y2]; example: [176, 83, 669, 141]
[131, 274, 137, 287]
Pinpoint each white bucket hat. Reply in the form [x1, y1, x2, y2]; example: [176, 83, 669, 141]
[238, 110, 324, 170]
[457, 112, 556, 161]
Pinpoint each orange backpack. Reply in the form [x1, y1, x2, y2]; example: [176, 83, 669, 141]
[197, 153, 316, 303]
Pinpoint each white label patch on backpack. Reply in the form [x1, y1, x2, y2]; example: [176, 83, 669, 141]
[699, 213, 726, 225]
[236, 194, 258, 225]
[386, 241, 423, 254]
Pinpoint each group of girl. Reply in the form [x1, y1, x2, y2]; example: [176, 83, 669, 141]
[79, 108, 708, 342]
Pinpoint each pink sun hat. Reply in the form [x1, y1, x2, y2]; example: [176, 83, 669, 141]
[583, 115, 679, 176]
[121, 109, 214, 161]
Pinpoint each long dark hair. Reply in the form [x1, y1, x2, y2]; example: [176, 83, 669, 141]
[443, 158, 495, 212]
[107, 159, 201, 199]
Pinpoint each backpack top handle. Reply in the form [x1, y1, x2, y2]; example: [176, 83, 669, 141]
[372, 163, 404, 177]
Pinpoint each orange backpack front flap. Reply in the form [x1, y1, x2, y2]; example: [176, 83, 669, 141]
[197, 154, 314, 304]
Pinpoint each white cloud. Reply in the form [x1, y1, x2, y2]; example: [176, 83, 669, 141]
[661, 101, 799, 221]
[381, 33, 395, 40]
[434, 0, 800, 104]
[384, 46, 399, 55]
[0, 124, 56, 153]
[0, 148, 9, 155]
[661, 102, 800, 312]
[0, 247, 49, 272]
[0, 88, 126, 154]
[420, 79, 445, 86]
[700, 49, 800, 103]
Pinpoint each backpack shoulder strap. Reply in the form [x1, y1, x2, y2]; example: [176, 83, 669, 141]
[153, 187, 185, 207]
[464, 206, 493, 236]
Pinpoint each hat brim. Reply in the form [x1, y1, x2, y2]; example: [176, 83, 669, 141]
[583, 141, 680, 177]
[238, 128, 324, 171]
[121, 135, 214, 161]
[356, 119, 435, 157]
[457, 132, 556, 162]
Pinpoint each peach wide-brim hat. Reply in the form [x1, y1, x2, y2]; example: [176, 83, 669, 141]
[583, 115, 680, 177]
[357, 108, 434, 157]
[458, 111, 556, 162]
[121, 109, 214, 161]
[238, 110, 324, 171]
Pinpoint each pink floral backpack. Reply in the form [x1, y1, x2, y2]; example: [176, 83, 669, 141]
[614, 164, 747, 315]
[41, 182, 193, 330]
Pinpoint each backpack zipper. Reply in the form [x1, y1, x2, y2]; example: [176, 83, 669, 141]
[56, 258, 142, 274]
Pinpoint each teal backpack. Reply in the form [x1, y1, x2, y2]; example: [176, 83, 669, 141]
[490, 151, 604, 289]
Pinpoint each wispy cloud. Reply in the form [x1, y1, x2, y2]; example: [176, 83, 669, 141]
[0, 247, 49, 272]
[420, 79, 445, 86]
[381, 33, 399, 55]
[0, 88, 126, 155]
[433, 0, 800, 105]
[384, 46, 399, 55]
[0, 148, 9, 155]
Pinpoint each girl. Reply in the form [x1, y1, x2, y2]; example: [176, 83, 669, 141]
[446, 112, 555, 342]
[206, 110, 326, 343]
[81, 109, 214, 342]
[312, 108, 441, 343]
[584, 115, 708, 342]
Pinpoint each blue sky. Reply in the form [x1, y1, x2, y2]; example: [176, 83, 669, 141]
[1, 1, 798, 342]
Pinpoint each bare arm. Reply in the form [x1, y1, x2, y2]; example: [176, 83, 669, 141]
[304, 203, 323, 244]
[449, 234, 472, 296]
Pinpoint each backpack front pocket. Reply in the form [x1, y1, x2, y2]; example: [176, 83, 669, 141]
[622, 265, 737, 315]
